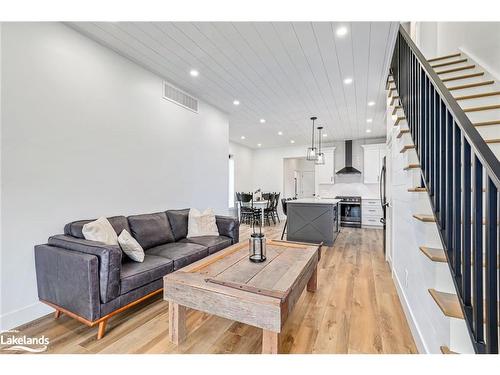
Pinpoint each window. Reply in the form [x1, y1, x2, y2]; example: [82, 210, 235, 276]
[228, 155, 235, 208]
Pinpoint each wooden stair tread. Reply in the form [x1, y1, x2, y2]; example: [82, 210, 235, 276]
[455, 91, 500, 100]
[427, 52, 461, 63]
[448, 80, 495, 91]
[390, 96, 400, 106]
[485, 138, 500, 144]
[408, 187, 426, 192]
[440, 346, 458, 354]
[388, 88, 397, 97]
[419, 246, 447, 263]
[397, 129, 410, 138]
[400, 145, 416, 153]
[463, 104, 500, 113]
[428, 289, 464, 319]
[441, 72, 484, 83]
[404, 163, 420, 171]
[413, 214, 436, 222]
[394, 116, 406, 126]
[392, 105, 402, 115]
[431, 58, 467, 68]
[474, 120, 500, 127]
[436, 65, 475, 75]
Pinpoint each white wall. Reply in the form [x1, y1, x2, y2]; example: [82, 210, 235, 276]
[229, 142, 254, 193]
[414, 22, 500, 80]
[0, 22, 229, 330]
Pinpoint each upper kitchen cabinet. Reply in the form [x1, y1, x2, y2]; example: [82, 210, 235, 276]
[316, 148, 335, 184]
[361, 144, 386, 184]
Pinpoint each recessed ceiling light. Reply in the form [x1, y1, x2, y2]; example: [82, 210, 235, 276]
[260, 118, 266, 124]
[241, 136, 246, 140]
[233, 100, 240, 106]
[189, 69, 199, 77]
[257, 143, 262, 147]
[343, 77, 353, 85]
[366, 129, 372, 133]
[336, 26, 348, 37]
[290, 140, 295, 144]
[366, 118, 373, 123]
[368, 101, 375, 106]
[278, 131, 283, 136]
[323, 133, 327, 137]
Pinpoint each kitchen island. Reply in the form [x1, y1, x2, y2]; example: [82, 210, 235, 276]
[286, 198, 341, 246]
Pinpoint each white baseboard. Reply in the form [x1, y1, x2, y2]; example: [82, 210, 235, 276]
[392, 270, 429, 354]
[0, 301, 52, 331]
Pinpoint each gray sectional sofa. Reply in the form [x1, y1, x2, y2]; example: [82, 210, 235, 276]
[34, 209, 239, 339]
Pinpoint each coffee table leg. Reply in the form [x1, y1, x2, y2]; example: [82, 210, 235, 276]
[307, 266, 318, 292]
[262, 330, 280, 354]
[169, 301, 187, 345]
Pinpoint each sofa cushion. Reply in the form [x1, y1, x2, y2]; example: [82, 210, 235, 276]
[120, 255, 173, 295]
[64, 216, 130, 239]
[166, 209, 189, 241]
[147, 242, 208, 270]
[127, 212, 175, 250]
[180, 235, 232, 255]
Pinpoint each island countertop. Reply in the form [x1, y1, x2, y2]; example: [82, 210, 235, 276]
[287, 198, 341, 205]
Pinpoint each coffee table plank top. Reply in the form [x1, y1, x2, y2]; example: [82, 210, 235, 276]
[164, 239, 320, 333]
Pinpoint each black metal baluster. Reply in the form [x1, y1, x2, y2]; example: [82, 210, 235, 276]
[461, 138, 471, 310]
[446, 111, 454, 251]
[453, 124, 462, 286]
[472, 155, 484, 352]
[484, 178, 498, 353]
[440, 101, 446, 227]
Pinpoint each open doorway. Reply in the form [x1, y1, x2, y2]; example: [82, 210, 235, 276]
[283, 157, 315, 199]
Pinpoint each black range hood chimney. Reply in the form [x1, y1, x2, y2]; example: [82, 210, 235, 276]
[336, 140, 361, 174]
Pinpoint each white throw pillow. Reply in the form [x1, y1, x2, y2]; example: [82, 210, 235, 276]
[118, 230, 145, 262]
[82, 217, 118, 245]
[187, 208, 219, 238]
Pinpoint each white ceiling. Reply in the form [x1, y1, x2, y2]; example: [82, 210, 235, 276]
[70, 22, 398, 149]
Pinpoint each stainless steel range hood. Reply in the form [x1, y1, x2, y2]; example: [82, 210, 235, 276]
[336, 140, 361, 174]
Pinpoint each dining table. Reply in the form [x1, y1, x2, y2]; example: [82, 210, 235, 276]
[240, 199, 269, 225]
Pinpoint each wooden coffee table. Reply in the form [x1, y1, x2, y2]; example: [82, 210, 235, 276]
[163, 239, 321, 354]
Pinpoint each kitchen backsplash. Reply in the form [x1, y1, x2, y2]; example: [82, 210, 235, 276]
[318, 182, 380, 200]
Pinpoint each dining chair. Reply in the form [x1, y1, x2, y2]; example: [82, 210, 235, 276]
[272, 192, 281, 223]
[280, 197, 292, 240]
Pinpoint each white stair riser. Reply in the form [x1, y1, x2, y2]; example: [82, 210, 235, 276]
[487, 143, 500, 159]
[444, 77, 489, 87]
[456, 96, 500, 108]
[434, 262, 456, 293]
[476, 125, 500, 140]
[450, 85, 500, 97]
[465, 108, 500, 123]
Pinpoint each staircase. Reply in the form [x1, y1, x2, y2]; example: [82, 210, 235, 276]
[387, 25, 499, 354]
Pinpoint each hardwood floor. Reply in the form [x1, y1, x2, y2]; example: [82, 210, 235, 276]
[9, 222, 417, 354]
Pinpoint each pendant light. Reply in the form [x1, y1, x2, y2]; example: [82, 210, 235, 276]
[306, 116, 318, 161]
[315, 126, 325, 165]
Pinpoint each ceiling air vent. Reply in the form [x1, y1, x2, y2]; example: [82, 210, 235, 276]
[163, 81, 198, 113]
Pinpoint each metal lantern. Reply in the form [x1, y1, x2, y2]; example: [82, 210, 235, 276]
[249, 233, 267, 263]
[306, 116, 318, 161]
[315, 126, 325, 165]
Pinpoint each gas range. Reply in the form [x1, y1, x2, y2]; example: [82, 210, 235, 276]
[335, 196, 362, 227]
[335, 196, 362, 204]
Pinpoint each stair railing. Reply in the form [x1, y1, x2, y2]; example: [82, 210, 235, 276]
[390, 24, 499, 354]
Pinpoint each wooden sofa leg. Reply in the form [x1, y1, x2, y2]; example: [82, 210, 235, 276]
[54, 310, 62, 319]
[97, 320, 107, 340]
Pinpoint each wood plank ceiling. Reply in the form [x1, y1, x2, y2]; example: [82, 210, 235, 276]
[70, 22, 398, 149]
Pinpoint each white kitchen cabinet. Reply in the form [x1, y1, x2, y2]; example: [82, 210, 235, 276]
[362, 198, 383, 228]
[361, 144, 386, 184]
[316, 148, 335, 185]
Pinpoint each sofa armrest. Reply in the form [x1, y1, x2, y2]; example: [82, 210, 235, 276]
[34, 244, 100, 321]
[215, 215, 240, 244]
[47, 235, 122, 303]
